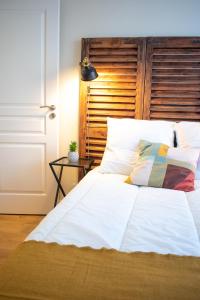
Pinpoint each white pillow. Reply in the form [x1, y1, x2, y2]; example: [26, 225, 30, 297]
[100, 118, 175, 175]
[175, 121, 200, 180]
[175, 121, 200, 148]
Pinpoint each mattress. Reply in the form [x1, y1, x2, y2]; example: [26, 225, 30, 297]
[27, 168, 200, 256]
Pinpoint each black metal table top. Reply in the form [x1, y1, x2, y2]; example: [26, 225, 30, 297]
[49, 156, 94, 168]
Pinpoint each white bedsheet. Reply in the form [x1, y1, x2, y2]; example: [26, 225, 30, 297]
[27, 168, 200, 256]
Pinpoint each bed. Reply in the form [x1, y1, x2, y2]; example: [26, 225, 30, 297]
[0, 167, 200, 299]
[0, 37, 200, 300]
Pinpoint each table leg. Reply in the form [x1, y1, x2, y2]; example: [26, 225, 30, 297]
[84, 165, 92, 176]
[83, 167, 87, 176]
[49, 164, 66, 207]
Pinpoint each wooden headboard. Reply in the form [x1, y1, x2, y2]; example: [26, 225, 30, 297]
[79, 37, 200, 166]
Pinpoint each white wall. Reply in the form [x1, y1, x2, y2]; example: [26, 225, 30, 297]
[59, 0, 200, 190]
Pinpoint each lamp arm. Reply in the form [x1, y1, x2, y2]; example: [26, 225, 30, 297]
[82, 57, 90, 67]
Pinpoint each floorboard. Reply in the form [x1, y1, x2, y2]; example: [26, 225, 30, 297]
[0, 215, 44, 265]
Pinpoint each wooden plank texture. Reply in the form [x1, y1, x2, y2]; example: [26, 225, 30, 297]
[79, 38, 146, 166]
[143, 37, 200, 121]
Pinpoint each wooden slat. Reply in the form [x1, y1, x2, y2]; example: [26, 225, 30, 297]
[90, 56, 138, 62]
[86, 145, 105, 152]
[89, 49, 138, 55]
[90, 81, 136, 89]
[150, 112, 200, 120]
[88, 109, 134, 117]
[87, 139, 106, 146]
[89, 38, 139, 49]
[152, 75, 200, 83]
[153, 55, 200, 62]
[87, 127, 107, 139]
[87, 116, 135, 124]
[152, 69, 200, 75]
[150, 106, 200, 112]
[154, 48, 200, 55]
[90, 43, 138, 49]
[152, 83, 200, 91]
[97, 68, 137, 75]
[93, 62, 137, 68]
[89, 96, 135, 103]
[90, 89, 136, 96]
[88, 123, 107, 128]
[96, 75, 137, 82]
[93, 159, 102, 164]
[88, 103, 135, 110]
[151, 91, 200, 98]
[86, 151, 104, 158]
[151, 98, 200, 106]
[153, 62, 200, 68]
[87, 117, 131, 124]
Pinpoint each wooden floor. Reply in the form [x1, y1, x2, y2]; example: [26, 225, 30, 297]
[0, 215, 44, 266]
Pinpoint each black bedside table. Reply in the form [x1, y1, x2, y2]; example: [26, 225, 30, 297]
[49, 157, 94, 207]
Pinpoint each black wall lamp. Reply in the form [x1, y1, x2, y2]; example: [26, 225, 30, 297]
[81, 57, 98, 81]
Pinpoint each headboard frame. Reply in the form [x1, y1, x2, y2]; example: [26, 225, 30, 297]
[79, 37, 200, 166]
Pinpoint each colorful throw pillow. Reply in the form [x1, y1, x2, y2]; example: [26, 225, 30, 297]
[175, 121, 200, 180]
[197, 153, 200, 180]
[125, 140, 199, 192]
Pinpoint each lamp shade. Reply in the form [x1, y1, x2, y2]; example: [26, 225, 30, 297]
[81, 57, 98, 81]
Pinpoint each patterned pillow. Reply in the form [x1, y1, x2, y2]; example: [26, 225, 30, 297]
[197, 152, 200, 180]
[125, 140, 199, 192]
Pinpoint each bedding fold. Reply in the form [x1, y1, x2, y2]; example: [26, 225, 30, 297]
[27, 169, 200, 256]
[121, 187, 200, 256]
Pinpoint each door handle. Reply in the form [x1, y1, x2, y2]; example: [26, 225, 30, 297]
[40, 105, 56, 111]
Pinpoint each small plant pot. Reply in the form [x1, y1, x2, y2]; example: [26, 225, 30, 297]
[68, 151, 79, 163]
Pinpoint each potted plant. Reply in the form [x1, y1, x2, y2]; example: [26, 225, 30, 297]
[68, 141, 79, 162]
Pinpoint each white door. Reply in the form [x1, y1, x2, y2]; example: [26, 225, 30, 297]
[0, 0, 60, 214]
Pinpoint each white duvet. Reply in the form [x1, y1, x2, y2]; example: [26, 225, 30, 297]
[27, 168, 200, 256]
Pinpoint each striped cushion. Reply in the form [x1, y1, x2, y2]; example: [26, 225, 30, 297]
[126, 140, 199, 192]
